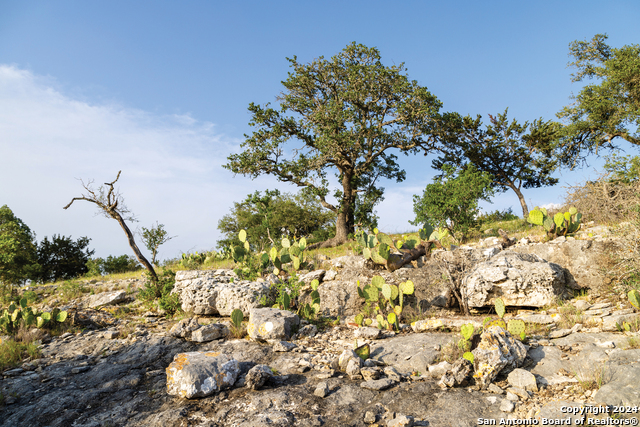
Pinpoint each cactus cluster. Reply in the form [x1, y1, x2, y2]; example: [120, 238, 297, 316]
[180, 249, 231, 269]
[528, 206, 582, 237]
[356, 276, 414, 330]
[268, 236, 308, 274]
[0, 298, 67, 334]
[356, 223, 446, 268]
[298, 279, 321, 320]
[629, 290, 640, 311]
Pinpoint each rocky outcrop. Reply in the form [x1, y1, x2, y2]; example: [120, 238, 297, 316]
[464, 251, 570, 308]
[171, 270, 274, 315]
[513, 238, 621, 291]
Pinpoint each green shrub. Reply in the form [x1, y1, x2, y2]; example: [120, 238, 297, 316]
[0, 338, 40, 371]
[138, 270, 181, 316]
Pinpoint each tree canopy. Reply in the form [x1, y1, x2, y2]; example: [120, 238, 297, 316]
[224, 42, 448, 247]
[0, 205, 39, 293]
[557, 34, 640, 166]
[433, 109, 560, 217]
[140, 222, 175, 266]
[411, 164, 494, 243]
[36, 235, 94, 283]
[217, 189, 334, 251]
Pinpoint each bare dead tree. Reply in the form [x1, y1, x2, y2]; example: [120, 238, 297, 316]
[63, 171, 158, 282]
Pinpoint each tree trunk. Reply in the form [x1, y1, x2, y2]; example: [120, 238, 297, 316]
[307, 171, 355, 249]
[512, 186, 529, 218]
[113, 212, 158, 282]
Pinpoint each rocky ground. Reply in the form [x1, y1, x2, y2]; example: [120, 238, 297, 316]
[2, 230, 640, 426]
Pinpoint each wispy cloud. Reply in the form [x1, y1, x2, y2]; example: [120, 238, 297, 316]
[0, 65, 276, 259]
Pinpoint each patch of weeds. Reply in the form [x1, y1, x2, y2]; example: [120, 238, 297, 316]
[59, 280, 89, 302]
[626, 336, 640, 349]
[556, 304, 584, 330]
[0, 338, 40, 371]
[574, 363, 609, 392]
[228, 323, 246, 339]
[439, 339, 465, 363]
[138, 270, 181, 317]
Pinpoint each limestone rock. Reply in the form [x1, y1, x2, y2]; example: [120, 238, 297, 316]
[387, 414, 414, 427]
[169, 317, 200, 339]
[172, 270, 273, 316]
[314, 381, 330, 398]
[247, 308, 300, 342]
[354, 326, 382, 340]
[338, 349, 363, 372]
[360, 378, 397, 391]
[439, 358, 473, 388]
[85, 291, 127, 308]
[191, 323, 229, 342]
[245, 364, 273, 390]
[513, 239, 622, 292]
[464, 251, 568, 308]
[166, 352, 239, 398]
[472, 325, 527, 389]
[507, 368, 538, 392]
[318, 279, 362, 317]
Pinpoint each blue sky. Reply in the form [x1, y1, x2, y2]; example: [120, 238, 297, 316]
[1, 1, 639, 260]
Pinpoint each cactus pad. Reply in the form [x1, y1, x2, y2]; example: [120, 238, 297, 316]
[239, 229, 247, 243]
[507, 319, 526, 340]
[528, 209, 544, 226]
[371, 276, 385, 288]
[460, 323, 474, 341]
[494, 298, 505, 319]
[486, 319, 507, 330]
[554, 212, 565, 229]
[629, 290, 640, 310]
[231, 309, 244, 329]
[463, 352, 474, 364]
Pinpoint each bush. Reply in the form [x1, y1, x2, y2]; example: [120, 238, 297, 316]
[478, 208, 519, 224]
[85, 255, 141, 276]
[411, 164, 494, 242]
[138, 270, 181, 316]
[0, 205, 39, 301]
[563, 154, 640, 224]
[36, 235, 94, 283]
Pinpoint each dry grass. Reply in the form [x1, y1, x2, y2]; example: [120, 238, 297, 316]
[555, 304, 585, 330]
[573, 362, 609, 391]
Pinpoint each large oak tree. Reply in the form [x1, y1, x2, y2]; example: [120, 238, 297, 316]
[224, 43, 448, 247]
[557, 34, 640, 166]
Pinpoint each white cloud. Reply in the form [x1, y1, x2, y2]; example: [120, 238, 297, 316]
[0, 65, 280, 260]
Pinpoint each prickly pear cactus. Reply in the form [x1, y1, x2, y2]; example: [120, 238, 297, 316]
[460, 323, 474, 341]
[528, 209, 545, 226]
[463, 352, 474, 364]
[354, 313, 364, 327]
[543, 217, 555, 233]
[507, 319, 526, 340]
[494, 298, 505, 319]
[553, 212, 565, 229]
[231, 309, 244, 329]
[486, 319, 507, 330]
[629, 290, 640, 310]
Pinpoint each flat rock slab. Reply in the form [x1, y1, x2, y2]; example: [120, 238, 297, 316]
[166, 351, 239, 398]
[595, 362, 640, 407]
[85, 291, 127, 308]
[369, 333, 454, 374]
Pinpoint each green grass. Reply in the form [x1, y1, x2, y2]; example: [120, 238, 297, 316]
[0, 337, 40, 371]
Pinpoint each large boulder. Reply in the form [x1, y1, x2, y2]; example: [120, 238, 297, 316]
[172, 270, 274, 316]
[246, 308, 300, 342]
[463, 251, 569, 308]
[166, 351, 239, 398]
